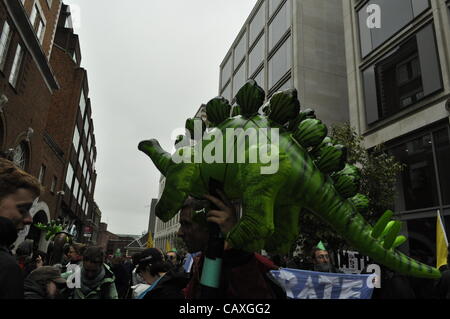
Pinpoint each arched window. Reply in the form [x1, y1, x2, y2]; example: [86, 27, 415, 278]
[11, 141, 29, 170]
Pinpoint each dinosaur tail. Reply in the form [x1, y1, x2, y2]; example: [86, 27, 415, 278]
[301, 172, 440, 279]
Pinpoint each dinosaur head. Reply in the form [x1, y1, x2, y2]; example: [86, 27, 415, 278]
[139, 139, 202, 222]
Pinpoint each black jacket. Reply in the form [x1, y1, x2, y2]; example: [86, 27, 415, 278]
[143, 269, 189, 299]
[0, 246, 24, 299]
[0, 217, 22, 299]
[24, 277, 47, 299]
[436, 270, 450, 299]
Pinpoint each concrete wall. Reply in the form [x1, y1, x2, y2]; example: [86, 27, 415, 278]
[293, 0, 349, 126]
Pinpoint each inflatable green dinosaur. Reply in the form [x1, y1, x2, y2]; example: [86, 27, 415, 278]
[139, 80, 440, 279]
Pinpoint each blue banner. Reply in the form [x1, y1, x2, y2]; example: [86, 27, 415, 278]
[270, 268, 374, 299]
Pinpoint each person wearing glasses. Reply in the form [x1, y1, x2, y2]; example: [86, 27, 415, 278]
[0, 158, 42, 299]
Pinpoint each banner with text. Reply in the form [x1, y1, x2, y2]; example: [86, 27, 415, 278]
[270, 268, 374, 299]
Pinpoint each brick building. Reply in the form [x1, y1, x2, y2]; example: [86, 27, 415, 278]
[0, 1, 99, 251]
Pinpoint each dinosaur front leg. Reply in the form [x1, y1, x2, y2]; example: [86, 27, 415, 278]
[226, 157, 290, 252]
[264, 204, 302, 255]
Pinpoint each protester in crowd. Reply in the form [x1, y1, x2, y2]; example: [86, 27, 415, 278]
[24, 266, 67, 299]
[310, 246, 341, 273]
[67, 243, 86, 265]
[110, 256, 131, 299]
[0, 216, 23, 299]
[166, 250, 184, 273]
[126, 251, 150, 299]
[71, 246, 118, 299]
[0, 158, 42, 299]
[16, 239, 34, 271]
[178, 194, 286, 299]
[134, 248, 188, 299]
[23, 250, 47, 278]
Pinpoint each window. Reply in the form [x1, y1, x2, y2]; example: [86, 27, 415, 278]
[389, 126, 450, 212]
[50, 176, 57, 193]
[232, 61, 246, 98]
[78, 187, 83, 206]
[65, 164, 74, 188]
[12, 142, 28, 170]
[268, 36, 292, 89]
[79, 147, 85, 167]
[249, 1, 265, 45]
[362, 24, 442, 124]
[9, 44, 24, 87]
[29, 2, 46, 43]
[268, 0, 291, 52]
[38, 165, 46, 184]
[84, 119, 89, 138]
[30, 4, 38, 26]
[72, 126, 80, 150]
[0, 21, 12, 70]
[252, 67, 265, 91]
[73, 177, 79, 201]
[221, 57, 232, 89]
[36, 18, 45, 43]
[79, 90, 86, 117]
[358, 0, 430, 57]
[269, 0, 283, 17]
[434, 128, 450, 205]
[391, 134, 438, 211]
[249, 34, 264, 77]
[234, 32, 246, 68]
[83, 163, 88, 180]
[87, 134, 92, 153]
[221, 82, 231, 102]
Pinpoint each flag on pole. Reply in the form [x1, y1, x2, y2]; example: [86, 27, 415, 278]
[436, 210, 448, 269]
[146, 232, 154, 248]
[165, 239, 172, 253]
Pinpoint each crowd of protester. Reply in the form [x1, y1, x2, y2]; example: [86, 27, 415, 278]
[1, 157, 450, 300]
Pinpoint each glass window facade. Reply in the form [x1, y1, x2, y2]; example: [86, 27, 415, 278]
[249, 1, 265, 45]
[249, 34, 264, 77]
[268, 36, 292, 89]
[358, 0, 430, 57]
[221, 82, 232, 102]
[233, 61, 246, 98]
[268, 0, 291, 52]
[252, 67, 265, 91]
[390, 126, 450, 212]
[234, 32, 246, 68]
[362, 24, 442, 124]
[221, 57, 232, 88]
[269, 0, 284, 17]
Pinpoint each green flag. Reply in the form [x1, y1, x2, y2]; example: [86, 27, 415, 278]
[317, 241, 326, 250]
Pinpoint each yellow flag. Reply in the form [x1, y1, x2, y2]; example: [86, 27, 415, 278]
[165, 239, 172, 253]
[146, 232, 154, 248]
[436, 210, 448, 269]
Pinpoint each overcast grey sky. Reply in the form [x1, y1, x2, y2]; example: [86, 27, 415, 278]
[63, 0, 258, 235]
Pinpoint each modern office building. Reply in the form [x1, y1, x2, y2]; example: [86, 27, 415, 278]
[343, 0, 450, 264]
[218, 0, 349, 125]
[0, 1, 99, 250]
